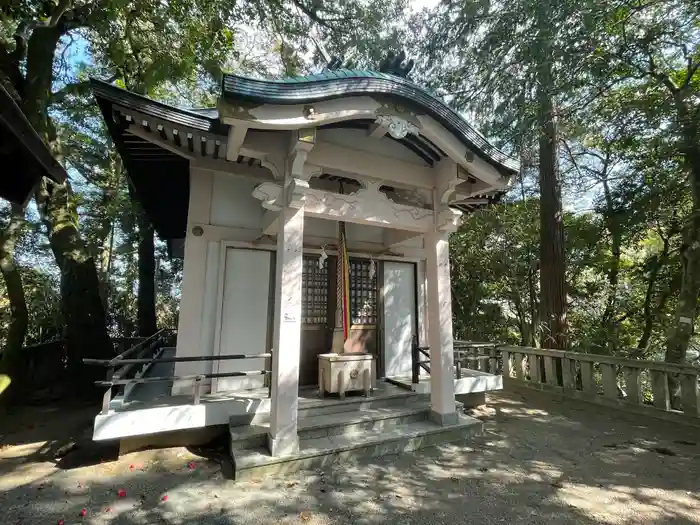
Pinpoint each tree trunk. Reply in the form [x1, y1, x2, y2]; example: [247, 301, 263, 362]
[526, 267, 538, 347]
[126, 182, 158, 337]
[37, 181, 113, 394]
[665, 107, 700, 366]
[22, 22, 112, 395]
[665, 98, 700, 407]
[537, 65, 567, 350]
[137, 213, 157, 336]
[636, 236, 671, 354]
[0, 205, 29, 394]
[512, 293, 529, 346]
[600, 178, 621, 354]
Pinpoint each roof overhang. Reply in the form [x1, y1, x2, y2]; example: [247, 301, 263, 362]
[91, 72, 520, 240]
[0, 83, 67, 206]
[220, 71, 518, 179]
[90, 79, 274, 241]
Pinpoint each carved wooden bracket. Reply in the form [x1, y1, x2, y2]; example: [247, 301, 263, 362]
[436, 206, 463, 233]
[289, 127, 316, 179]
[252, 181, 435, 232]
[435, 159, 462, 205]
[252, 183, 282, 211]
[287, 178, 310, 208]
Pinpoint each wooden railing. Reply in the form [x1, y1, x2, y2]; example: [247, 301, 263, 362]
[411, 335, 431, 385]
[460, 342, 700, 424]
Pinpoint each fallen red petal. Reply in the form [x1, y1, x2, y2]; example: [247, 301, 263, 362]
[57, 520, 64, 525]
[80, 508, 87, 517]
[118, 489, 127, 497]
[162, 495, 168, 501]
[187, 461, 197, 470]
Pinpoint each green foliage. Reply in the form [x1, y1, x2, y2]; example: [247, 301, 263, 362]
[2, 0, 700, 370]
[0, 0, 412, 355]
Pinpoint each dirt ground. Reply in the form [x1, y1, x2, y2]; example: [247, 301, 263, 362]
[1, 389, 699, 525]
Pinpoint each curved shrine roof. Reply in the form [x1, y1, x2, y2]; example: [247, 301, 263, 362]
[222, 69, 518, 176]
[91, 70, 518, 242]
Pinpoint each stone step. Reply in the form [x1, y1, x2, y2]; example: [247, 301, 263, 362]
[297, 390, 425, 418]
[229, 403, 431, 451]
[231, 414, 483, 480]
[229, 389, 424, 427]
[299, 404, 430, 440]
[227, 389, 422, 429]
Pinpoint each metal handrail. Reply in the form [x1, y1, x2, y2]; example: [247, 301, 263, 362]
[84, 331, 273, 413]
[95, 370, 271, 405]
[84, 353, 272, 366]
[109, 328, 171, 364]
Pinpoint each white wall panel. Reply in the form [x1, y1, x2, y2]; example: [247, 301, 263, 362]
[214, 248, 272, 392]
[210, 174, 264, 230]
[383, 262, 417, 378]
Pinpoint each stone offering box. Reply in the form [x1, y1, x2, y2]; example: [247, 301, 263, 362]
[318, 353, 377, 398]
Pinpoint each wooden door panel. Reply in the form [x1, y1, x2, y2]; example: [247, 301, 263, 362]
[299, 255, 330, 387]
[300, 328, 329, 386]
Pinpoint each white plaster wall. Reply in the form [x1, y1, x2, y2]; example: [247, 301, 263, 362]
[346, 223, 384, 244]
[304, 218, 387, 247]
[304, 217, 337, 239]
[200, 241, 221, 368]
[210, 174, 265, 230]
[317, 128, 428, 166]
[173, 170, 214, 394]
[173, 169, 268, 395]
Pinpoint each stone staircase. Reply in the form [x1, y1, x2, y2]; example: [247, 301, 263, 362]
[229, 391, 483, 480]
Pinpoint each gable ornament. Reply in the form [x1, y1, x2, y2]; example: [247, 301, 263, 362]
[375, 115, 420, 140]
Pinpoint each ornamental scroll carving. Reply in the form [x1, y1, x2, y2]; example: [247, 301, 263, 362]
[252, 181, 434, 232]
[374, 115, 421, 140]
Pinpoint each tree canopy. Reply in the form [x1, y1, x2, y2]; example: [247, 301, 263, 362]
[1, 0, 699, 402]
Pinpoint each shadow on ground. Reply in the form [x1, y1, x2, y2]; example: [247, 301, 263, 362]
[1, 389, 699, 524]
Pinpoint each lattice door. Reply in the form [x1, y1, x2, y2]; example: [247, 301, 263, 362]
[349, 258, 377, 326]
[302, 255, 329, 325]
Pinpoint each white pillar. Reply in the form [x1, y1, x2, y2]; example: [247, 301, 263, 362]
[268, 189, 305, 457]
[425, 229, 458, 425]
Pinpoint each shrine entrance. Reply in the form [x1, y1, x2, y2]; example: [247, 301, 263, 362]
[299, 254, 379, 387]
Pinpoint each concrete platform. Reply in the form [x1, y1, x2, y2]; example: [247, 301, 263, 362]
[93, 381, 413, 441]
[231, 413, 482, 480]
[387, 368, 503, 395]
